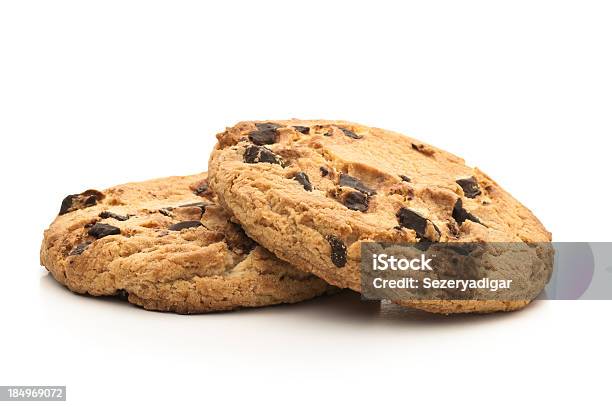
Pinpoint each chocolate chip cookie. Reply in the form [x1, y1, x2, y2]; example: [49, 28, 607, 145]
[208, 120, 553, 314]
[41, 173, 332, 313]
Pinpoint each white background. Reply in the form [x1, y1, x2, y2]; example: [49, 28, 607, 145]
[1, 1, 611, 406]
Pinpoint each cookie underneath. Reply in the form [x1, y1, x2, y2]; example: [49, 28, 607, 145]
[41, 173, 332, 314]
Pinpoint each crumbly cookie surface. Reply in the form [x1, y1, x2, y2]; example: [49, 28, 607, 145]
[208, 120, 552, 314]
[41, 173, 331, 313]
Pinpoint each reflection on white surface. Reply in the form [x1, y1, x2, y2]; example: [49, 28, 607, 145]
[0, 266, 599, 406]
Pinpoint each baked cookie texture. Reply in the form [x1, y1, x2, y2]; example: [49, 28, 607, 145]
[41, 173, 332, 313]
[208, 120, 553, 314]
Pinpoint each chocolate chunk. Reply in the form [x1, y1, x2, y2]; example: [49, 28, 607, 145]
[192, 180, 209, 196]
[243, 145, 284, 166]
[116, 289, 129, 300]
[456, 176, 482, 198]
[69, 242, 90, 256]
[248, 123, 282, 145]
[396, 208, 441, 241]
[255, 122, 281, 132]
[344, 191, 369, 212]
[88, 223, 121, 239]
[84, 195, 97, 206]
[249, 128, 279, 145]
[249, 131, 277, 145]
[323, 132, 332, 137]
[400, 175, 411, 182]
[158, 208, 173, 217]
[452, 199, 483, 225]
[320, 167, 329, 177]
[339, 173, 376, 195]
[59, 195, 75, 215]
[339, 127, 362, 139]
[99, 211, 129, 221]
[292, 172, 312, 191]
[325, 235, 347, 267]
[168, 220, 203, 231]
[58, 189, 104, 215]
[293, 126, 310, 134]
[397, 208, 428, 237]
